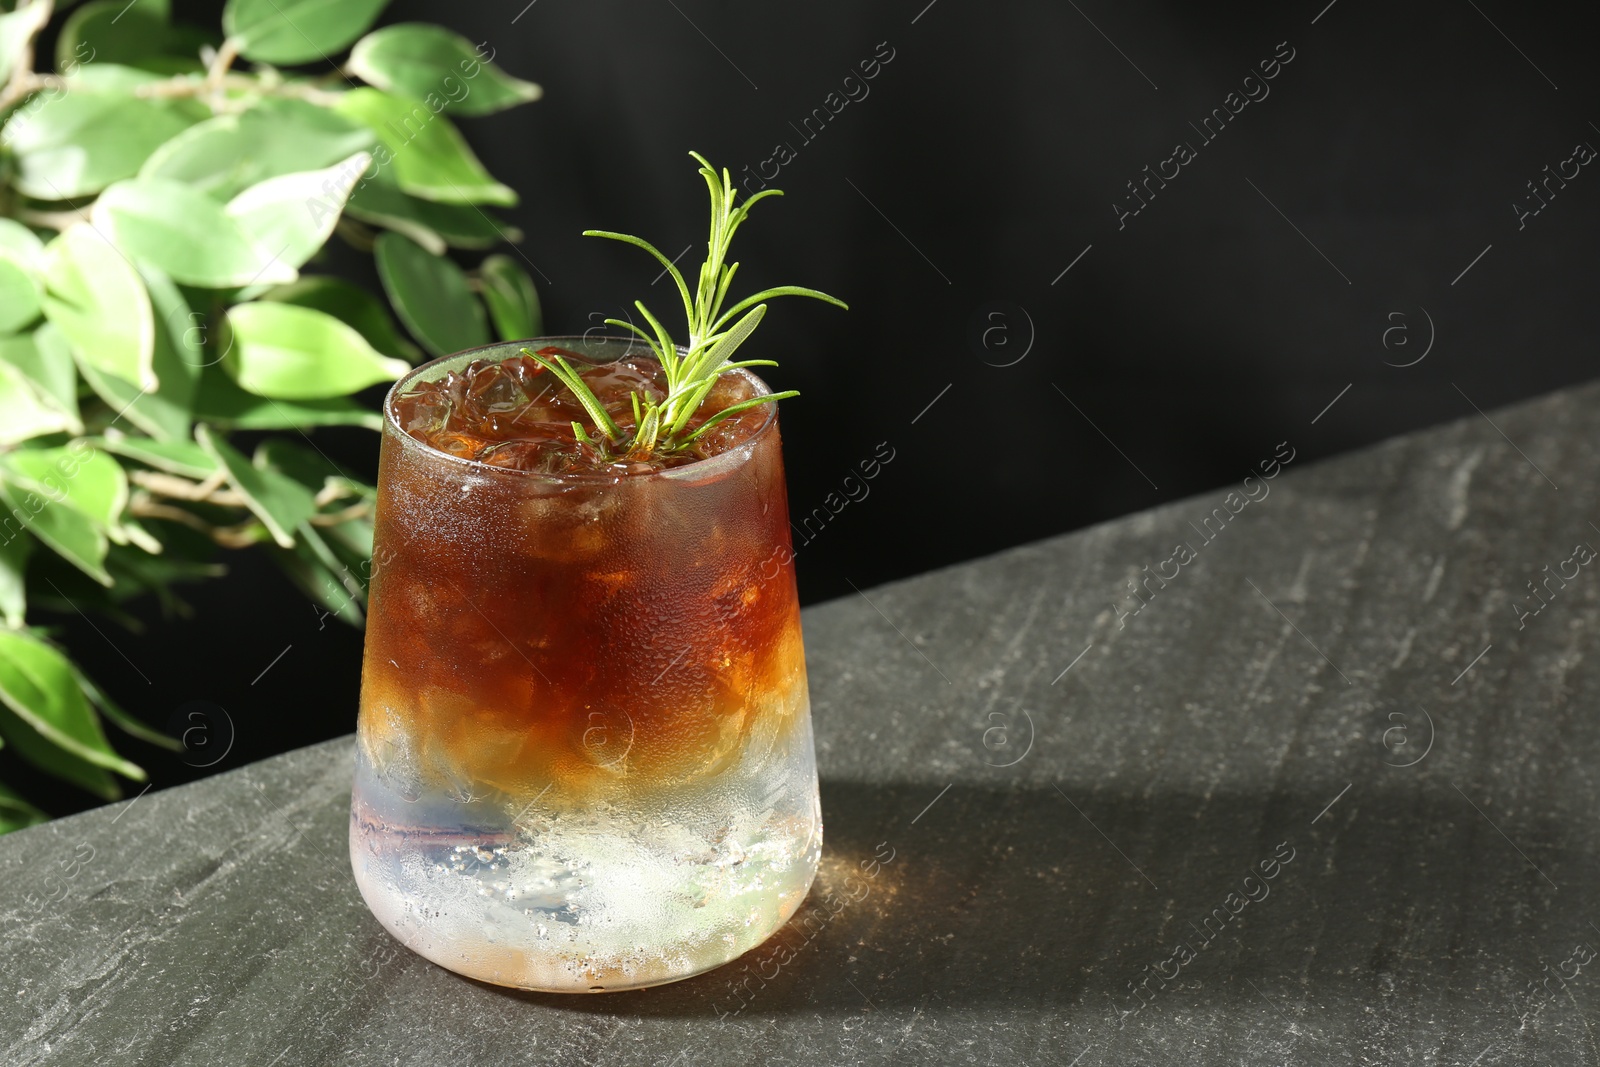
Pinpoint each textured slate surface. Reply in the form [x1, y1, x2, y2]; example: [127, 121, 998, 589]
[6, 382, 1600, 1066]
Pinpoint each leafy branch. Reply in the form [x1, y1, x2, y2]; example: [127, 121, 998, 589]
[0, 0, 543, 830]
[527, 151, 846, 459]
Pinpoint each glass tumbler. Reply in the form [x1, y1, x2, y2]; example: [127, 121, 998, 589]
[348, 336, 822, 992]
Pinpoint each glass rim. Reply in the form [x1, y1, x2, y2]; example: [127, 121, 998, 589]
[380, 335, 779, 484]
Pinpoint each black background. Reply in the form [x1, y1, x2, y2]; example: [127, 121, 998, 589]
[16, 0, 1597, 815]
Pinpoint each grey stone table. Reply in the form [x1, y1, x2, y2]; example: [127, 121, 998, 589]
[6, 382, 1600, 1066]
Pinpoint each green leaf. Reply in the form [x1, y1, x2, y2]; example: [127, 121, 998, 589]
[0, 528, 29, 628]
[91, 177, 297, 289]
[0, 779, 48, 835]
[680, 390, 796, 445]
[54, 1, 214, 75]
[0, 328, 80, 430]
[55, 0, 154, 69]
[253, 437, 344, 490]
[73, 664, 181, 750]
[139, 264, 202, 427]
[102, 539, 225, 602]
[194, 424, 315, 549]
[45, 260, 195, 441]
[71, 356, 190, 442]
[699, 303, 766, 376]
[0, 348, 77, 446]
[479, 254, 542, 341]
[93, 433, 216, 480]
[0, 443, 128, 531]
[373, 231, 487, 357]
[0, 483, 111, 586]
[0, 696, 119, 800]
[223, 0, 389, 65]
[283, 520, 365, 625]
[140, 98, 378, 201]
[65, 4, 211, 73]
[0, 256, 43, 333]
[1, 89, 197, 199]
[194, 368, 383, 430]
[0, 219, 46, 268]
[39, 224, 156, 389]
[710, 284, 849, 335]
[259, 275, 419, 361]
[248, 440, 370, 616]
[347, 24, 541, 116]
[118, 516, 163, 556]
[322, 511, 374, 567]
[269, 534, 360, 627]
[225, 301, 409, 399]
[0, 630, 144, 781]
[225, 151, 371, 275]
[524, 347, 621, 441]
[60, 62, 190, 95]
[333, 88, 515, 206]
[344, 174, 519, 253]
[0, 3, 50, 86]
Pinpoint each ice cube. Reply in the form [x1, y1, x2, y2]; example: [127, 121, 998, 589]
[467, 363, 527, 413]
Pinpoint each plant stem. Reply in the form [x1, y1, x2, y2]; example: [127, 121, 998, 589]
[0, 2, 337, 120]
[129, 470, 245, 506]
[128, 470, 368, 527]
[127, 499, 259, 547]
[205, 37, 242, 100]
[0, 0, 53, 113]
[129, 493, 370, 547]
[132, 71, 343, 107]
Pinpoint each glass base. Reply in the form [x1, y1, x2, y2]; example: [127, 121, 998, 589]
[348, 714, 822, 992]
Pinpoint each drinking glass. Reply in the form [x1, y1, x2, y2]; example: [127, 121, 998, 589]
[348, 336, 822, 992]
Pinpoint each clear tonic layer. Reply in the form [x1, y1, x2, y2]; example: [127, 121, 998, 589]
[350, 695, 820, 991]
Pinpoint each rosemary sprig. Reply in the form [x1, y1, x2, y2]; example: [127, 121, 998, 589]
[523, 150, 846, 459]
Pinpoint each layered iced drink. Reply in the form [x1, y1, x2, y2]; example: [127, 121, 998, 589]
[349, 336, 821, 992]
